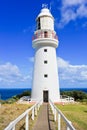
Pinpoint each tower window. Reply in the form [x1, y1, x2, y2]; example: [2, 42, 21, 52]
[44, 60, 48, 64]
[44, 49, 47, 52]
[37, 18, 41, 30]
[44, 74, 48, 78]
[44, 31, 48, 38]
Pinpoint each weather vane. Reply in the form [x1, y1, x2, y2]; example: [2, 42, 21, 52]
[42, 4, 48, 8]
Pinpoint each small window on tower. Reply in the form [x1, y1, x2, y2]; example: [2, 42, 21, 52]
[44, 60, 48, 64]
[44, 31, 48, 38]
[37, 18, 41, 30]
[44, 74, 48, 78]
[44, 49, 47, 52]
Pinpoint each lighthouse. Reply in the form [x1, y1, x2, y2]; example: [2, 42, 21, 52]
[31, 5, 60, 102]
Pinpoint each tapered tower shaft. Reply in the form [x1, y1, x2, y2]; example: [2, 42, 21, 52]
[31, 6, 60, 102]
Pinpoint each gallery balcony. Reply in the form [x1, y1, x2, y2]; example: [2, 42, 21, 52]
[32, 31, 59, 48]
[32, 31, 58, 41]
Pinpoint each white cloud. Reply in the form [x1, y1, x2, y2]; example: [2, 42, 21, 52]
[77, 4, 87, 18]
[58, 57, 87, 86]
[57, 57, 69, 68]
[57, 0, 87, 27]
[62, 0, 86, 7]
[0, 62, 30, 85]
[58, 9, 76, 27]
[0, 62, 21, 77]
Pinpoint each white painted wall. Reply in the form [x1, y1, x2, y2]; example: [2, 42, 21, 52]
[32, 46, 60, 102]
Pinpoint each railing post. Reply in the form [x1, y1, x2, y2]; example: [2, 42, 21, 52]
[67, 121, 72, 130]
[54, 108, 56, 121]
[52, 104, 54, 114]
[32, 108, 34, 120]
[35, 106, 37, 116]
[25, 114, 29, 130]
[52, 106, 54, 114]
[38, 103, 40, 111]
[58, 113, 61, 130]
[12, 126, 15, 130]
[67, 126, 70, 130]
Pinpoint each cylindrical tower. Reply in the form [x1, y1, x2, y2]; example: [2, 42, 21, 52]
[31, 6, 60, 102]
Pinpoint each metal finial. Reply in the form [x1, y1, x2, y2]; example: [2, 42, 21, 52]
[42, 4, 48, 9]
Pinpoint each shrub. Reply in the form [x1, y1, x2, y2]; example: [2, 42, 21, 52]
[61, 90, 87, 101]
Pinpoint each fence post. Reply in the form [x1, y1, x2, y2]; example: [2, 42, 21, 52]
[53, 106, 55, 115]
[52, 104, 54, 114]
[67, 121, 72, 130]
[12, 126, 15, 130]
[54, 108, 56, 121]
[32, 108, 34, 120]
[38, 103, 40, 111]
[35, 106, 37, 116]
[67, 126, 70, 130]
[58, 113, 61, 130]
[25, 114, 29, 130]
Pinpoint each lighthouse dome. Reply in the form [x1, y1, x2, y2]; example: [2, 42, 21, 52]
[36, 7, 54, 31]
[37, 8, 53, 19]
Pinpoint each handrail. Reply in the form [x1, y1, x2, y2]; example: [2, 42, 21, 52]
[4, 100, 42, 130]
[32, 31, 58, 41]
[49, 100, 76, 130]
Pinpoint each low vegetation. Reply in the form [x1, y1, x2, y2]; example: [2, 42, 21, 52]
[56, 103, 87, 130]
[0, 90, 33, 130]
[58, 90, 87, 130]
[1, 90, 31, 104]
[61, 90, 87, 102]
[15, 90, 31, 99]
[0, 103, 32, 130]
[0, 90, 87, 130]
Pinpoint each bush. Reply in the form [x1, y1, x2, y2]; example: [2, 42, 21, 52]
[61, 90, 87, 101]
[1, 90, 31, 104]
[16, 90, 31, 98]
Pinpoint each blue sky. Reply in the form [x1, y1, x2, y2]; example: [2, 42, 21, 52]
[0, 0, 87, 88]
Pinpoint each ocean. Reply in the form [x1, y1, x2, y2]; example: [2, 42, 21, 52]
[0, 88, 87, 100]
[0, 88, 31, 100]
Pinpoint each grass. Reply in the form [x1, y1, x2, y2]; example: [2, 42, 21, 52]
[55, 102, 87, 130]
[1, 101, 87, 130]
[0, 101, 42, 130]
[0, 102, 33, 130]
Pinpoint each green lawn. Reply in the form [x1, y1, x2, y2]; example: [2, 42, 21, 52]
[56, 103, 87, 130]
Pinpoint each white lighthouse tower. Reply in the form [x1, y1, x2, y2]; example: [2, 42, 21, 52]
[31, 5, 60, 102]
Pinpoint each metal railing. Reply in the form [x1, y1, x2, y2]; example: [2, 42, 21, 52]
[32, 31, 58, 41]
[60, 95, 74, 103]
[49, 100, 76, 130]
[4, 100, 42, 130]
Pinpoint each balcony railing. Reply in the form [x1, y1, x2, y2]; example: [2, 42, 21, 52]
[32, 31, 58, 41]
